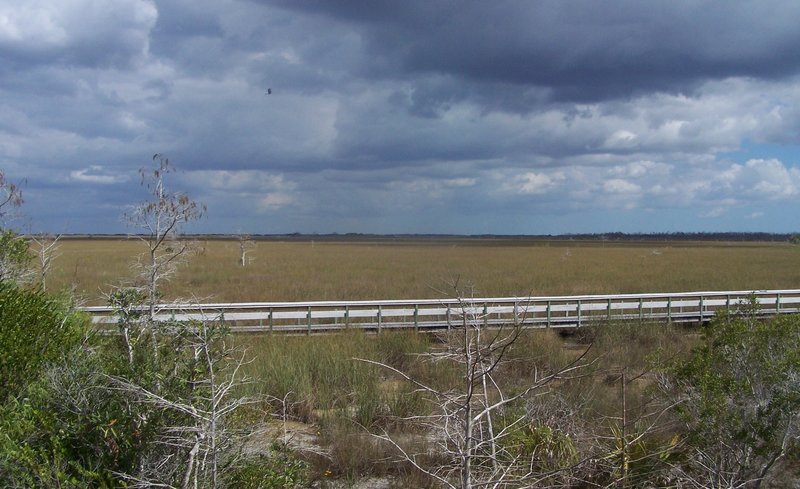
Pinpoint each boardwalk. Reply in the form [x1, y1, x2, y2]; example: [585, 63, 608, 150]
[83, 289, 800, 333]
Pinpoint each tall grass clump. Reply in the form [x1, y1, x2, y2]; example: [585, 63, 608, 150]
[555, 318, 699, 430]
[501, 329, 576, 380]
[241, 331, 378, 420]
[241, 330, 446, 423]
[574, 319, 697, 373]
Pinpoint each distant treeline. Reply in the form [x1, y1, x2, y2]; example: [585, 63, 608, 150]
[549, 232, 795, 242]
[55, 232, 796, 242]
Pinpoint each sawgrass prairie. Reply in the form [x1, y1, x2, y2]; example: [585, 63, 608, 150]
[44, 237, 800, 306]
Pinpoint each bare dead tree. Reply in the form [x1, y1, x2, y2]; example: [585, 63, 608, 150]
[123, 154, 205, 368]
[356, 283, 593, 489]
[110, 321, 255, 489]
[30, 233, 61, 291]
[237, 234, 256, 267]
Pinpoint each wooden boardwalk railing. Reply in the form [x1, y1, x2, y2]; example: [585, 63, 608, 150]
[82, 289, 800, 334]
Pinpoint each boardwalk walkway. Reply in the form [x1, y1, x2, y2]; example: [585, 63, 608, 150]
[83, 289, 800, 333]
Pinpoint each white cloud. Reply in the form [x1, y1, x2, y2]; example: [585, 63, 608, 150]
[517, 171, 563, 194]
[69, 165, 129, 184]
[609, 160, 670, 178]
[258, 192, 293, 211]
[0, 2, 68, 46]
[603, 179, 641, 195]
[493, 154, 800, 218]
[0, 0, 157, 64]
[603, 129, 637, 149]
[745, 158, 800, 198]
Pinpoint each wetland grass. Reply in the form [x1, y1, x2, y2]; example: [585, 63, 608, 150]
[45, 237, 800, 305]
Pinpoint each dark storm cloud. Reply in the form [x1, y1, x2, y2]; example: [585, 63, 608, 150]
[3, 0, 800, 235]
[266, 0, 800, 104]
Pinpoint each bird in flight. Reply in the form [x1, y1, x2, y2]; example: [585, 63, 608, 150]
[266, 88, 272, 95]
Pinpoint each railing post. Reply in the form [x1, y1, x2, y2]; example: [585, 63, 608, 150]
[446, 305, 451, 331]
[607, 298, 612, 320]
[307, 306, 312, 335]
[269, 307, 273, 334]
[638, 297, 643, 321]
[345, 305, 350, 329]
[546, 301, 551, 328]
[577, 300, 582, 328]
[513, 301, 519, 325]
[414, 304, 419, 333]
[777, 293, 781, 314]
[483, 303, 488, 328]
[377, 305, 382, 334]
[667, 296, 672, 323]
[699, 295, 704, 323]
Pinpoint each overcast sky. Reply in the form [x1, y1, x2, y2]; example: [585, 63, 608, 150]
[2, 1, 800, 234]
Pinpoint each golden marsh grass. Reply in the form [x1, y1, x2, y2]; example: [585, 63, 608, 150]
[44, 237, 800, 305]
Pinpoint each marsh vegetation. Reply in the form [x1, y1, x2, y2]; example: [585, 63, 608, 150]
[47, 237, 800, 305]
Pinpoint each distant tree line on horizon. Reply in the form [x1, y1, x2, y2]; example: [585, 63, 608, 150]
[47, 231, 797, 243]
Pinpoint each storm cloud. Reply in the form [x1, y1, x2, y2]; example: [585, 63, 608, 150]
[2, 1, 800, 233]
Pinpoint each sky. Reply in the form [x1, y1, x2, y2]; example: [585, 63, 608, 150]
[2, 1, 800, 235]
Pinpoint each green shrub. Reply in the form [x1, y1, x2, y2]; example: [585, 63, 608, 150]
[0, 281, 85, 401]
[666, 304, 800, 485]
[0, 346, 127, 488]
